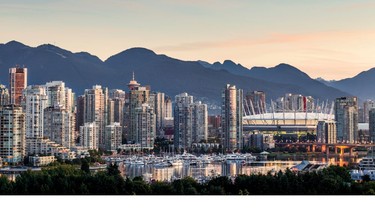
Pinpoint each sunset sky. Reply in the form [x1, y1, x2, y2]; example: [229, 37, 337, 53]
[1, 0, 375, 80]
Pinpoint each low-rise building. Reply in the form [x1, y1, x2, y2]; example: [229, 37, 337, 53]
[29, 155, 56, 166]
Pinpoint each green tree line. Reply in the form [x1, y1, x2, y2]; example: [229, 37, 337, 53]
[0, 165, 375, 195]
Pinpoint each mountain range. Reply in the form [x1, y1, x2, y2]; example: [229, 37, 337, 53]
[0, 40, 372, 112]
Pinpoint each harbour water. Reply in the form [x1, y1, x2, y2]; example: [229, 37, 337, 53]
[122, 156, 360, 182]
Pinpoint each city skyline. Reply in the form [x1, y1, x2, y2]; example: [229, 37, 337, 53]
[2, 1, 375, 80]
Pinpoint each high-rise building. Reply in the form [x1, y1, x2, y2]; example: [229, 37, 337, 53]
[135, 104, 155, 149]
[124, 74, 156, 148]
[173, 93, 208, 150]
[23, 85, 48, 139]
[45, 81, 66, 108]
[126, 78, 150, 143]
[191, 101, 208, 143]
[335, 96, 358, 143]
[369, 108, 375, 143]
[44, 105, 75, 149]
[164, 96, 173, 118]
[65, 87, 75, 113]
[363, 100, 375, 123]
[208, 115, 221, 138]
[150, 92, 165, 137]
[317, 121, 337, 144]
[9, 67, 27, 105]
[80, 122, 99, 150]
[83, 85, 107, 149]
[245, 91, 266, 115]
[109, 89, 126, 99]
[112, 98, 124, 125]
[275, 93, 314, 112]
[174, 93, 193, 150]
[222, 84, 243, 152]
[163, 96, 173, 129]
[0, 105, 25, 164]
[107, 99, 115, 125]
[23, 85, 48, 155]
[105, 122, 122, 151]
[76, 95, 85, 132]
[0, 84, 10, 105]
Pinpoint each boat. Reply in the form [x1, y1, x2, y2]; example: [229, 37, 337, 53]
[154, 162, 172, 168]
[358, 157, 375, 171]
[225, 153, 246, 161]
[350, 169, 375, 181]
[131, 160, 145, 165]
[181, 153, 197, 161]
[199, 155, 213, 164]
[169, 159, 184, 166]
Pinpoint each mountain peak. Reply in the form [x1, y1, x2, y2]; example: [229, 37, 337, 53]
[122, 47, 156, 56]
[275, 63, 298, 70]
[4, 40, 28, 48]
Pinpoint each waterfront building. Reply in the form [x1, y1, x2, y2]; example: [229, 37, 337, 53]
[105, 122, 122, 151]
[125, 74, 155, 148]
[221, 84, 243, 151]
[335, 97, 358, 143]
[174, 93, 208, 150]
[135, 104, 155, 149]
[192, 101, 208, 143]
[317, 120, 337, 144]
[9, 67, 27, 105]
[173, 93, 193, 150]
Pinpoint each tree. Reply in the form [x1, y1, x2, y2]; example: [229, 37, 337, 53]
[81, 159, 90, 174]
[107, 163, 120, 176]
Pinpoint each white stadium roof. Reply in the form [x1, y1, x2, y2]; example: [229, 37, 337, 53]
[243, 112, 334, 121]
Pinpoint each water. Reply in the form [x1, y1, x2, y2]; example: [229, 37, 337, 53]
[122, 156, 362, 182]
[123, 161, 298, 182]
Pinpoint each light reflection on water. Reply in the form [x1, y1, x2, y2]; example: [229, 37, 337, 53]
[124, 161, 298, 182]
[123, 156, 361, 182]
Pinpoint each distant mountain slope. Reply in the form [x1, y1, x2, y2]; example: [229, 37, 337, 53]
[202, 61, 350, 101]
[104, 48, 304, 107]
[0, 41, 115, 91]
[328, 68, 375, 100]
[0, 41, 353, 113]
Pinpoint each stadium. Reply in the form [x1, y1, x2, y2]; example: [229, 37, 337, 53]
[243, 112, 335, 133]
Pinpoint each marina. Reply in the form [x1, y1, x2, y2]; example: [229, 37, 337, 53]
[103, 153, 352, 183]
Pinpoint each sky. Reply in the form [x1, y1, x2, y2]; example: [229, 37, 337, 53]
[1, 0, 375, 80]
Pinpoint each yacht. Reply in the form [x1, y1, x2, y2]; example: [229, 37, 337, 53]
[169, 159, 184, 166]
[131, 160, 145, 165]
[358, 157, 375, 170]
[225, 153, 246, 161]
[154, 162, 172, 168]
[199, 155, 213, 164]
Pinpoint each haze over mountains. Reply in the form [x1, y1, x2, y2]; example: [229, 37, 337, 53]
[0, 40, 372, 112]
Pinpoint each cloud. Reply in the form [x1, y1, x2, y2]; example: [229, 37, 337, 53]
[155, 30, 375, 52]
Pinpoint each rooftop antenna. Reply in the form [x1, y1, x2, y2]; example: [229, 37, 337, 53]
[132, 71, 135, 81]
